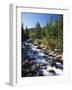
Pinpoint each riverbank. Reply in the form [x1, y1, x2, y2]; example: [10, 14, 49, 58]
[33, 42, 63, 61]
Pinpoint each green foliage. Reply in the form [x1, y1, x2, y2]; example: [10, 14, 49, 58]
[22, 15, 63, 52]
[35, 22, 42, 39]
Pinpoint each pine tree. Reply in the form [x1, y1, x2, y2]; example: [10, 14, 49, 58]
[35, 22, 42, 39]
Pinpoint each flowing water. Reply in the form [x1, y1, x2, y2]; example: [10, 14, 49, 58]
[22, 39, 63, 77]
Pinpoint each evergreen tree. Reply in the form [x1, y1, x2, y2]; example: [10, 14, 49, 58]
[25, 26, 29, 38]
[21, 23, 26, 42]
[35, 22, 42, 39]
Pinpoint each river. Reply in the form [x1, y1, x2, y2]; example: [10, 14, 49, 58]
[22, 39, 63, 77]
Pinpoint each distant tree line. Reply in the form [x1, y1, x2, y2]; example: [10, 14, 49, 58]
[22, 15, 63, 52]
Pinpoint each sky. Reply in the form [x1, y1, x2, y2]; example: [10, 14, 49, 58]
[21, 12, 61, 29]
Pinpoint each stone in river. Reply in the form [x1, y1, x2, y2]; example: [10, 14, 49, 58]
[48, 70, 56, 75]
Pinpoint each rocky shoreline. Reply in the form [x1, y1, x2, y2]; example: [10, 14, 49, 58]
[34, 43, 63, 61]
